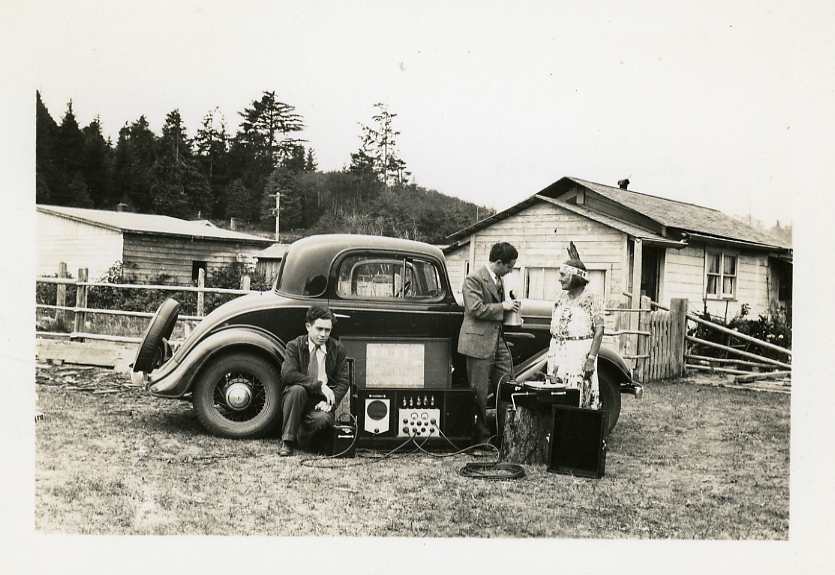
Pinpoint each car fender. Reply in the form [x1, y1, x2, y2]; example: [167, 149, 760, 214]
[147, 326, 286, 398]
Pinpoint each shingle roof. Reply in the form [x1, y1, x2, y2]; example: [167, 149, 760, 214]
[564, 177, 789, 249]
[38, 205, 275, 245]
[445, 177, 790, 251]
[538, 196, 687, 247]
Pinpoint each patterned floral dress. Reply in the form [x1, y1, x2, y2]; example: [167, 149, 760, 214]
[546, 289, 604, 409]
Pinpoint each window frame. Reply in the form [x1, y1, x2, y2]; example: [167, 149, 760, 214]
[334, 253, 446, 302]
[704, 250, 738, 300]
[522, 265, 608, 302]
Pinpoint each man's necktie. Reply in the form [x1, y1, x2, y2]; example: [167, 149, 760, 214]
[308, 345, 320, 382]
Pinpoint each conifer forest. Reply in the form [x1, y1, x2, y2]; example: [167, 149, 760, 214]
[36, 91, 492, 244]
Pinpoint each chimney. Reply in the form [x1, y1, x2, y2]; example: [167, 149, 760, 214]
[117, 203, 129, 212]
[230, 217, 237, 231]
[618, 179, 630, 190]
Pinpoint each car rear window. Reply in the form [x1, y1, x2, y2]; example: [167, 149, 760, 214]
[336, 254, 444, 301]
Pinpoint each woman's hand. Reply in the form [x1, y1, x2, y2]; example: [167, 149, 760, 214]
[583, 355, 596, 375]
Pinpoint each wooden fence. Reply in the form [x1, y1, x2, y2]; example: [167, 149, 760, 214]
[36, 265, 254, 345]
[38, 265, 791, 385]
[607, 295, 790, 384]
[607, 296, 688, 383]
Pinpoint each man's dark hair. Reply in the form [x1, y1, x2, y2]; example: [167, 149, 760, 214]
[489, 242, 518, 265]
[305, 304, 335, 325]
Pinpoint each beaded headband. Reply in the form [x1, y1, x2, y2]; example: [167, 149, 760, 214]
[560, 263, 588, 279]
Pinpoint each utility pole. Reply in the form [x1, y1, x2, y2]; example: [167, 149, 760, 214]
[275, 192, 281, 242]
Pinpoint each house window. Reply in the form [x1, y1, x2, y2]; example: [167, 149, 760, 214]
[192, 261, 207, 283]
[525, 267, 606, 301]
[705, 252, 737, 299]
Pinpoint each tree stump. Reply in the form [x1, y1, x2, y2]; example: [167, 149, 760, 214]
[499, 404, 554, 464]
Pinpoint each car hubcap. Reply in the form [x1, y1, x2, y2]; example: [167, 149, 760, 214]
[225, 380, 253, 410]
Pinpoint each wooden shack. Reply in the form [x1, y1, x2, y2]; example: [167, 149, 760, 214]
[37, 205, 275, 284]
[444, 177, 792, 321]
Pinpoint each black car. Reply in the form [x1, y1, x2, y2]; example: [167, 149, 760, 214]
[132, 234, 640, 439]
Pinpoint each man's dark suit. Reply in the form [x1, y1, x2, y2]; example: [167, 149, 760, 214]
[457, 265, 512, 440]
[280, 334, 350, 449]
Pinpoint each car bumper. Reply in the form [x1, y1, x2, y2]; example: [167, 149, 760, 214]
[620, 382, 643, 400]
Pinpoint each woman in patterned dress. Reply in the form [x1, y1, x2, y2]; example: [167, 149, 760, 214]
[546, 256, 605, 409]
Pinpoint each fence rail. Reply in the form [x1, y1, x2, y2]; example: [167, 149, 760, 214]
[37, 265, 791, 385]
[36, 265, 256, 345]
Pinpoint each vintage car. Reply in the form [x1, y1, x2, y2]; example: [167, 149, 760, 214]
[132, 234, 641, 439]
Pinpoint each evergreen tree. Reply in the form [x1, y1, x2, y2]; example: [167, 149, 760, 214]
[304, 147, 318, 172]
[237, 90, 305, 167]
[150, 109, 210, 218]
[263, 166, 303, 230]
[227, 91, 306, 225]
[36, 91, 59, 204]
[195, 108, 228, 179]
[356, 103, 407, 187]
[112, 116, 156, 212]
[48, 100, 88, 205]
[80, 117, 113, 208]
[194, 108, 230, 218]
[225, 179, 256, 222]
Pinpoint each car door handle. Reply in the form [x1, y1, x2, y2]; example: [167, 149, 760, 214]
[333, 313, 351, 319]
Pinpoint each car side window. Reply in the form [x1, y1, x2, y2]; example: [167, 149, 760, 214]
[336, 254, 444, 301]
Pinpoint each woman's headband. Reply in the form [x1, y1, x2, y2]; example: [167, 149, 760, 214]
[560, 263, 588, 279]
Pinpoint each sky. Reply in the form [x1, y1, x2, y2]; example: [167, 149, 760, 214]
[3, 1, 835, 571]
[15, 0, 832, 228]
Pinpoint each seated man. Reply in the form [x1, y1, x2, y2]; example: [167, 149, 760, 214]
[278, 305, 350, 456]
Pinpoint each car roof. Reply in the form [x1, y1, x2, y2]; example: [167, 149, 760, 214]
[288, 234, 445, 258]
[276, 234, 447, 297]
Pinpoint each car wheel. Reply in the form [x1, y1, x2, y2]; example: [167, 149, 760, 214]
[598, 366, 622, 436]
[133, 298, 180, 373]
[192, 353, 282, 439]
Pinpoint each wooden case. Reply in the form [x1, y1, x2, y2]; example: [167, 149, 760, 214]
[547, 405, 606, 479]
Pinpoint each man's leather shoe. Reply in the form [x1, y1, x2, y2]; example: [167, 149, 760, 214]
[278, 441, 293, 456]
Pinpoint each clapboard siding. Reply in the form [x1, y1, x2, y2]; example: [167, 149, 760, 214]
[445, 202, 626, 305]
[37, 212, 124, 279]
[662, 243, 774, 318]
[123, 234, 266, 284]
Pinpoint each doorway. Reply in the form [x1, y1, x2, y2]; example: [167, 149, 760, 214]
[641, 246, 664, 302]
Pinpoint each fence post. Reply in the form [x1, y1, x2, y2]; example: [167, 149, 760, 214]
[73, 268, 88, 340]
[635, 295, 652, 382]
[670, 298, 688, 377]
[240, 274, 251, 291]
[197, 268, 205, 317]
[56, 262, 69, 329]
[614, 297, 630, 361]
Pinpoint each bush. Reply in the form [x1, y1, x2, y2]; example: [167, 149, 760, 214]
[39, 261, 271, 337]
[85, 261, 269, 317]
[687, 302, 791, 362]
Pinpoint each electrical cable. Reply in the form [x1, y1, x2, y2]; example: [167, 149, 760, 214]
[458, 462, 526, 480]
[299, 369, 530, 479]
[299, 416, 415, 468]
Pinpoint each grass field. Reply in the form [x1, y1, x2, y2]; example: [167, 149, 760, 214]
[34, 366, 789, 539]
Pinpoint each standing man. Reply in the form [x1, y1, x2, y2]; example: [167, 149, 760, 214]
[458, 242, 520, 443]
[279, 305, 350, 456]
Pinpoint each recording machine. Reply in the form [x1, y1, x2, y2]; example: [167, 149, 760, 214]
[339, 337, 475, 450]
